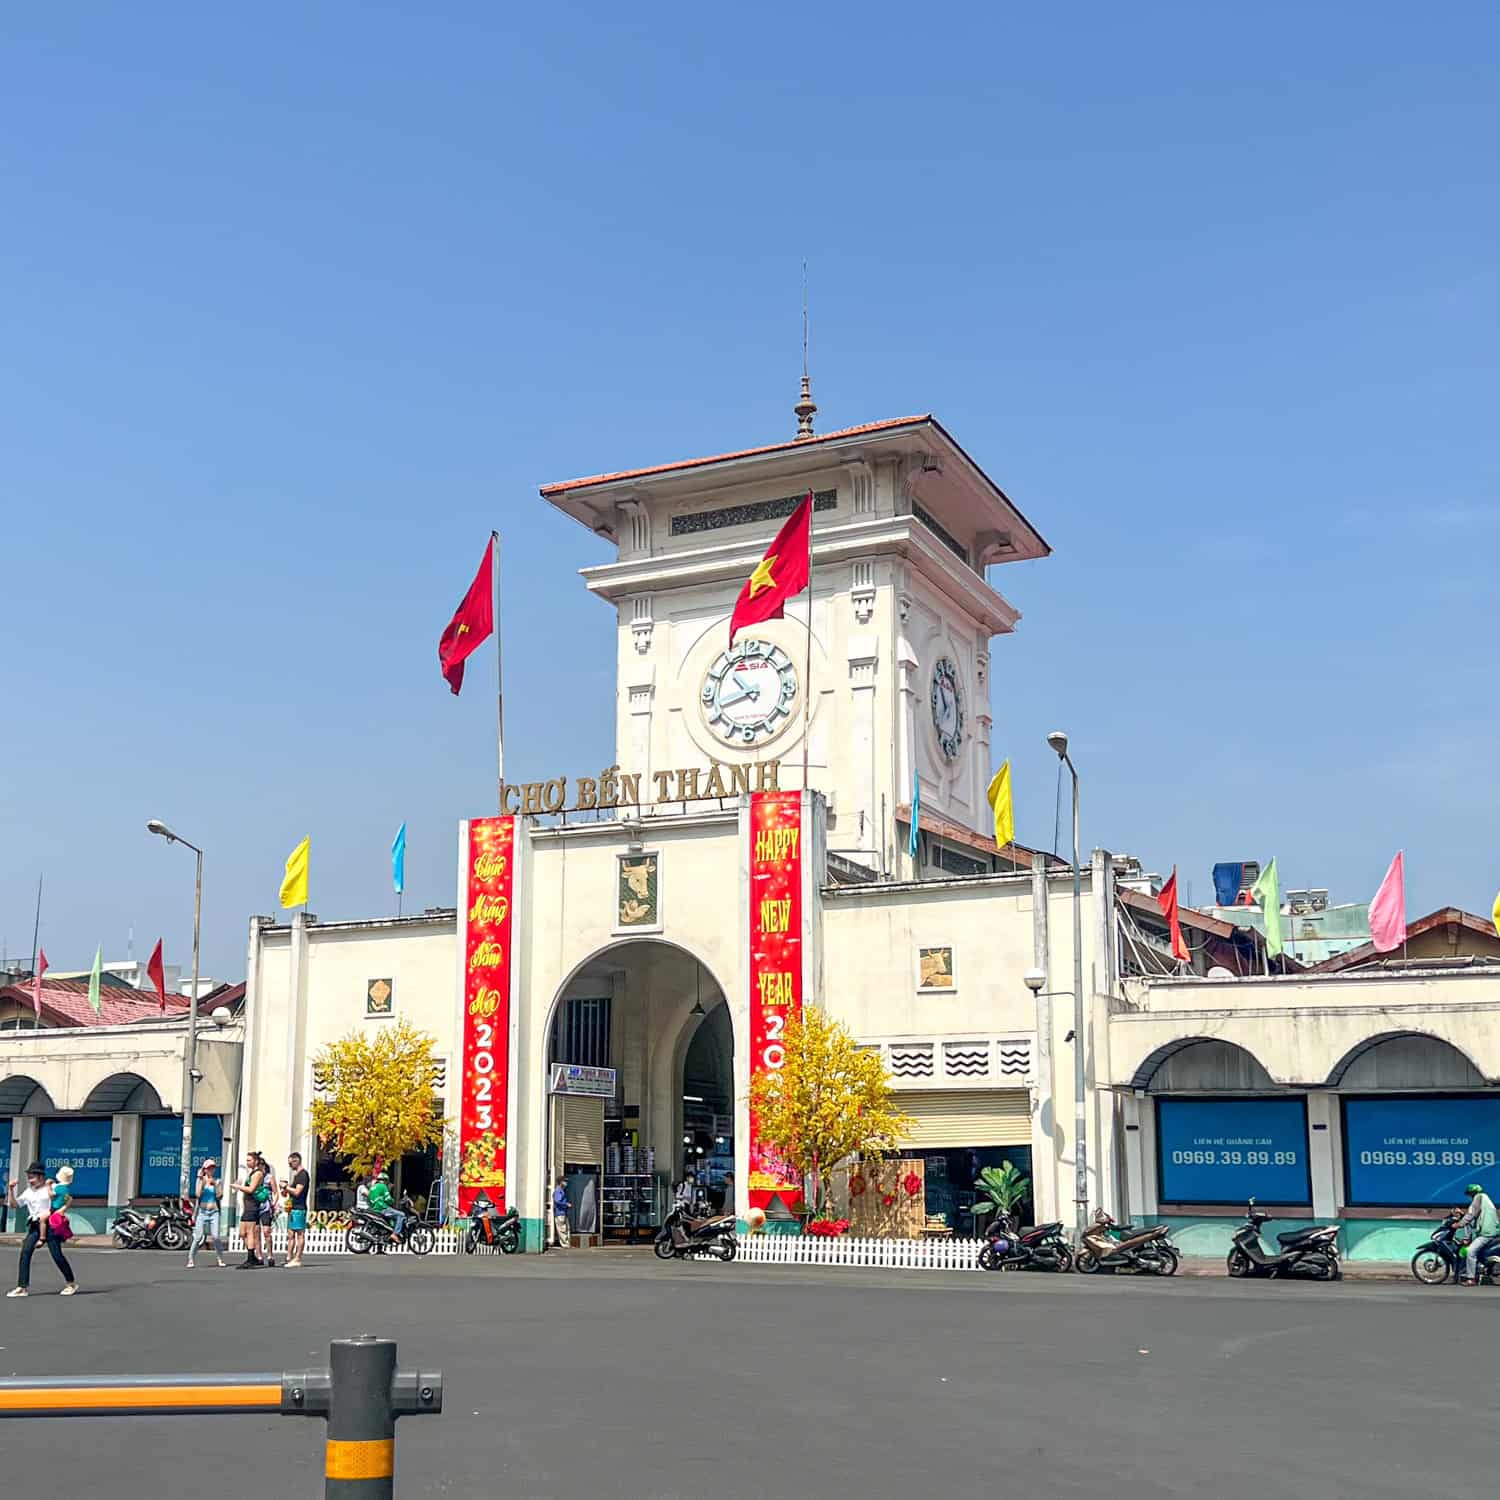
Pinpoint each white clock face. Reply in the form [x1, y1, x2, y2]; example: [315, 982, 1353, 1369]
[701, 638, 799, 745]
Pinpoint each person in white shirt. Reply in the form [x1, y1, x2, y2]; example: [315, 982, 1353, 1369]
[7, 1161, 78, 1297]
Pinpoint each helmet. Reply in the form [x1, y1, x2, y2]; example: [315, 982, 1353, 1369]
[1466, 1184, 1484, 1196]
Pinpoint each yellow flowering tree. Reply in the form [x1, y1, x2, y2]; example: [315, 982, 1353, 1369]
[309, 1020, 445, 1179]
[748, 1006, 911, 1215]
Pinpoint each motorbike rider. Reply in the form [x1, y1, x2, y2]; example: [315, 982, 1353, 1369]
[674, 1171, 702, 1217]
[368, 1171, 404, 1240]
[1458, 1183, 1498, 1284]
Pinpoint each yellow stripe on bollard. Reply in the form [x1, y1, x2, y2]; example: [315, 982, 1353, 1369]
[325, 1437, 395, 1479]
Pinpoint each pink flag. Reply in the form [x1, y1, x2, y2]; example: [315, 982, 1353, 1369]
[32, 948, 47, 1019]
[1369, 851, 1406, 953]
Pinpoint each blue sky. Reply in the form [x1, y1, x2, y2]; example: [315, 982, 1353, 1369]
[2, 4, 1495, 980]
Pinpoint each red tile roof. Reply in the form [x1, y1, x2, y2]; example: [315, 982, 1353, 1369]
[0, 980, 193, 1029]
[539, 416, 933, 496]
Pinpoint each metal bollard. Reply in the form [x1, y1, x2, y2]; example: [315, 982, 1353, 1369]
[0, 1335, 441, 1499]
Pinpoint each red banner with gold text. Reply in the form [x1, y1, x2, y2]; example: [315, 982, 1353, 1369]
[458, 816, 514, 1216]
[747, 790, 804, 1213]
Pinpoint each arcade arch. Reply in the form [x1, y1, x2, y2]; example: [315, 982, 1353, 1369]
[542, 938, 737, 1243]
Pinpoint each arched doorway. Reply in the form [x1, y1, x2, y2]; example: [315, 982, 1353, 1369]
[544, 939, 734, 1246]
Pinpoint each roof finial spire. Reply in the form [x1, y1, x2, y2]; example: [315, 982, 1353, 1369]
[794, 259, 817, 441]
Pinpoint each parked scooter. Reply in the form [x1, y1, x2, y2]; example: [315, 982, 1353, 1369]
[1227, 1198, 1340, 1280]
[1076, 1210, 1179, 1275]
[464, 1192, 521, 1254]
[153, 1198, 193, 1252]
[111, 1206, 159, 1249]
[110, 1198, 192, 1251]
[978, 1214, 1074, 1272]
[1411, 1211, 1467, 1285]
[654, 1205, 737, 1262]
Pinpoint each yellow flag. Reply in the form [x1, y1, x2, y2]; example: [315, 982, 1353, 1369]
[279, 836, 310, 908]
[1492, 887, 1500, 939]
[986, 760, 1015, 849]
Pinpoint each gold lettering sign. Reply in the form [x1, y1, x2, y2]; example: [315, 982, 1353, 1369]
[499, 760, 785, 816]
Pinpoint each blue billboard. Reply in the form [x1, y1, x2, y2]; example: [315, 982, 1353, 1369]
[139, 1117, 223, 1199]
[1157, 1097, 1311, 1205]
[1344, 1095, 1500, 1206]
[39, 1118, 112, 1198]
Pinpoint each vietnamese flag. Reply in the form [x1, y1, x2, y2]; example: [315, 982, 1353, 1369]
[147, 938, 167, 1011]
[728, 493, 811, 646]
[438, 535, 495, 695]
[1156, 866, 1190, 963]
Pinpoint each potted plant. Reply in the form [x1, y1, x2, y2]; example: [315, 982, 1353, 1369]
[973, 1161, 1030, 1234]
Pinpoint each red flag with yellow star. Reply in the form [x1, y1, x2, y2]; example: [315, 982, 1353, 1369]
[728, 492, 812, 646]
[438, 535, 495, 695]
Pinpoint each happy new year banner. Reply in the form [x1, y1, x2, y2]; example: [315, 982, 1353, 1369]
[747, 790, 804, 1212]
[458, 816, 515, 1216]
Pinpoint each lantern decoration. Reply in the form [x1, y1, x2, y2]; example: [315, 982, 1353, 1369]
[903, 1170, 922, 1198]
[848, 1173, 867, 1197]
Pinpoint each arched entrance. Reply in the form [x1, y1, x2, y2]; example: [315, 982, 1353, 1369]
[543, 938, 734, 1246]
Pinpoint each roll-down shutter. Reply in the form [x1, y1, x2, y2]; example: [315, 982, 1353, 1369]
[899, 1089, 1031, 1148]
[561, 1096, 604, 1165]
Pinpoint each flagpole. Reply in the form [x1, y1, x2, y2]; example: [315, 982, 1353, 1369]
[28, 874, 41, 976]
[493, 530, 505, 812]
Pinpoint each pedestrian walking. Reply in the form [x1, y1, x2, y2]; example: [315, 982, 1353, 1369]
[7, 1162, 78, 1297]
[187, 1158, 227, 1269]
[232, 1153, 266, 1269]
[284, 1152, 310, 1268]
[551, 1179, 571, 1248]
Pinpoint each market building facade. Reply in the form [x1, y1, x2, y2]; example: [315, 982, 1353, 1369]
[241, 411, 1133, 1248]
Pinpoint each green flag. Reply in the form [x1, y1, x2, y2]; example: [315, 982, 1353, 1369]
[1251, 859, 1283, 958]
[87, 946, 103, 1014]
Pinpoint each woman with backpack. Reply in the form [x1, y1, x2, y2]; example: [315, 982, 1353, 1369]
[232, 1152, 267, 1269]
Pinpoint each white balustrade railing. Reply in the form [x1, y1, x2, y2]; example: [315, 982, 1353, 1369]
[736, 1234, 983, 1271]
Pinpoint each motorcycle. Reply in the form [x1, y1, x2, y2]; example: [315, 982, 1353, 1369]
[153, 1198, 193, 1252]
[654, 1204, 737, 1262]
[1227, 1198, 1340, 1280]
[1411, 1212, 1467, 1285]
[977, 1214, 1074, 1273]
[345, 1194, 435, 1256]
[110, 1198, 192, 1251]
[464, 1192, 521, 1254]
[1076, 1210, 1180, 1275]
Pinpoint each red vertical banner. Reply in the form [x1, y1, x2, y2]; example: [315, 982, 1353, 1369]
[459, 816, 515, 1216]
[747, 790, 804, 1213]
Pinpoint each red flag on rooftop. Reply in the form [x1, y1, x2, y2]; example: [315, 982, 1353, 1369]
[32, 949, 47, 1019]
[438, 536, 495, 696]
[728, 493, 811, 646]
[147, 938, 167, 1011]
[1156, 867, 1190, 963]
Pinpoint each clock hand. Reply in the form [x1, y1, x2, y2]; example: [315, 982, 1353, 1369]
[732, 673, 762, 700]
[719, 685, 752, 708]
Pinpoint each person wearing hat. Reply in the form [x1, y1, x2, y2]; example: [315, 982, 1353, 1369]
[187, 1157, 227, 1269]
[6, 1161, 78, 1296]
[1459, 1183, 1499, 1285]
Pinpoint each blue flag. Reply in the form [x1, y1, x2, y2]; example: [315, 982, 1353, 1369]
[392, 823, 407, 895]
[1212, 862, 1243, 907]
[908, 767, 921, 860]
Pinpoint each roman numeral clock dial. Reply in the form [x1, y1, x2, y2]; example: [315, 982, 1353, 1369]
[701, 639, 798, 745]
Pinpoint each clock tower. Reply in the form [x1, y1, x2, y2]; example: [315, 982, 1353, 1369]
[538, 406, 1049, 872]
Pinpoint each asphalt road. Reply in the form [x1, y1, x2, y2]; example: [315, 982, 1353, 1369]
[0, 1247, 1480, 1498]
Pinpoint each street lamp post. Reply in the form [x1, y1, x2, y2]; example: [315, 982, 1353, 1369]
[148, 819, 203, 1203]
[1045, 730, 1088, 1243]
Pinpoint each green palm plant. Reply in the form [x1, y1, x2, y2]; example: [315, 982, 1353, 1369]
[973, 1160, 1031, 1231]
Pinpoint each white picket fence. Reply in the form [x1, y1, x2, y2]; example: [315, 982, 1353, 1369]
[259, 1224, 465, 1257]
[736, 1233, 983, 1271]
